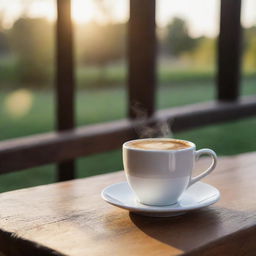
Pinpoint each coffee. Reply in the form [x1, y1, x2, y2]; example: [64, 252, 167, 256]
[123, 138, 217, 206]
[128, 139, 191, 151]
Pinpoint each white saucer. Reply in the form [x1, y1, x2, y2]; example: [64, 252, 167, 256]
[101, 182, 220, 217]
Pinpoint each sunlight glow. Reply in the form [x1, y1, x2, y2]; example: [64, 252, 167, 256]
[71, 0, 128, 24]
[4, 89, 33, 119]
[157, 0, 219, 37]
[0, 0, 256, 36]
[28, 1, 55, 21]
[72, 0, 95, 24]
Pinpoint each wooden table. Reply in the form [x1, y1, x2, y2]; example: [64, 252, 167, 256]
[0, 152, 255, 256]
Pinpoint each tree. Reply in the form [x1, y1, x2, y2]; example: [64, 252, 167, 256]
[0, 31, 9, 56]
[9, 18, 54, 84]
[76, 22, 125, 67]
[76, 0, 126, 68]
[0, 14, 9, 55]
[164, 17, 197, 56]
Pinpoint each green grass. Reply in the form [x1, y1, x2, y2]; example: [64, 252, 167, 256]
[0, 78, 256, 192]
[1, 57, 256, 89]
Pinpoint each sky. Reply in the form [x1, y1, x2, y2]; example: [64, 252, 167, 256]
[0, 0, 256, 37]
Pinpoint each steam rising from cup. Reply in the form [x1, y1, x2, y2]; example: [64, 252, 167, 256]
[131, 102, 173, 138]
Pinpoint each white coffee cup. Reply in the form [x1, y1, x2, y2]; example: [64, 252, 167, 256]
[123, 138, 217, 206]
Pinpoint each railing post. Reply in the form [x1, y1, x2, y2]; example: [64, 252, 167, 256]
[128, 0, 156, 119]
[56, 0, 75, 181]
[217, 0, 242, 101]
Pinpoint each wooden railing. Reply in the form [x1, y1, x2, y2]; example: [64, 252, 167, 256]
[0, 0, 256, 181]
[56, 0, 75, 180]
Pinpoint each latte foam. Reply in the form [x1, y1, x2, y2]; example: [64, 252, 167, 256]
[128, 139, 191, 151]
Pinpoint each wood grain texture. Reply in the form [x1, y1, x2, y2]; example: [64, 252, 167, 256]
[0, 152, 255, 256]
[1, 96, 256, 174]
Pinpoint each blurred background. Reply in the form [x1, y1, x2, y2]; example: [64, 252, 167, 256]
[0, 0, 256, 191]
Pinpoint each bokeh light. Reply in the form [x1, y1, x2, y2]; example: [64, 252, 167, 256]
[4, 89, 34, 119]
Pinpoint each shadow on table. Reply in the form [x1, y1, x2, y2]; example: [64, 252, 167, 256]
[129, 206, 244, 252]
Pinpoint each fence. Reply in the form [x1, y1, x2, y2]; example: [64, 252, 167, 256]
[0, 0, 256, 182]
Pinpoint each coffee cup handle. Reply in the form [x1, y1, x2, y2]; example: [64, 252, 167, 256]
[188, 149, 217, 187]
